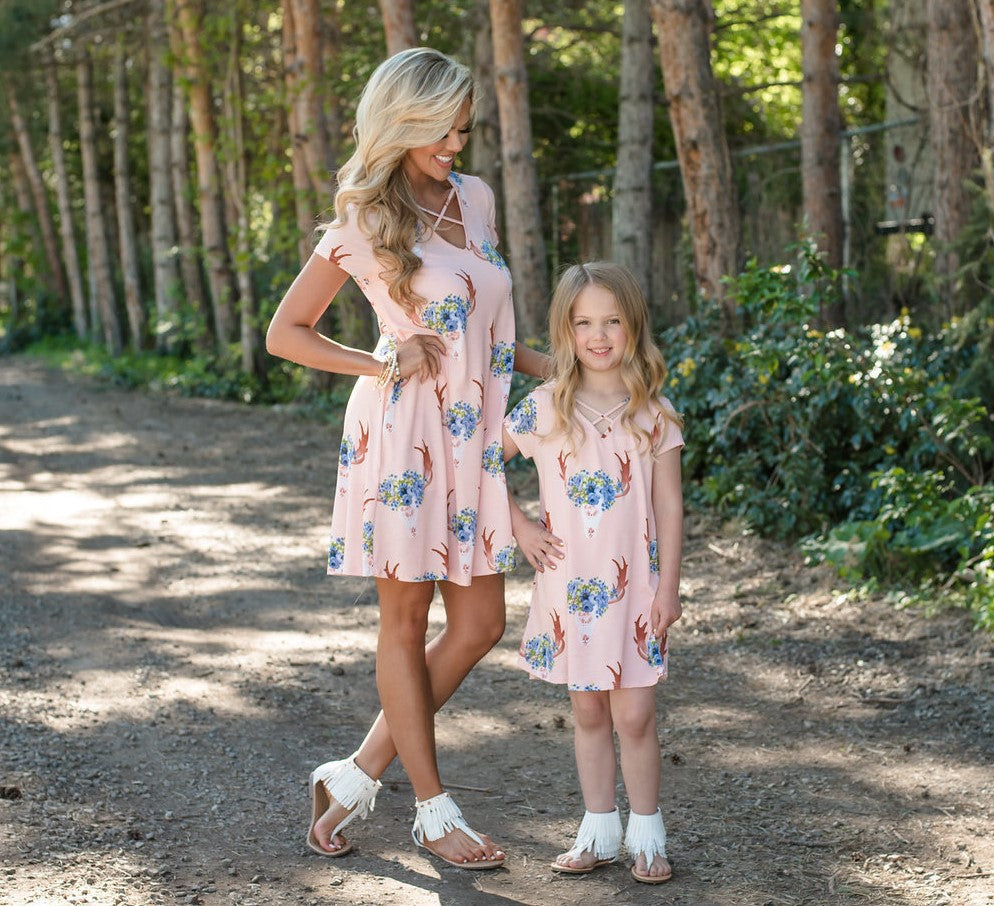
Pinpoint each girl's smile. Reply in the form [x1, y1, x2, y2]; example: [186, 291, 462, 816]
[571, 284, 628, 374]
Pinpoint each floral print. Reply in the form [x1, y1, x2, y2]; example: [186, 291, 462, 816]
[507, 395, 537, 435]
[450, 507, 478, 544]
[339, 437, 358, 470]
[328, 536, 346, 571]
[477, 240, 507, 271]
[648, 538, 659, 574]
[422, 293, 471, 337]
[377, 470, 426, 510]
[490, 341, 515, 377]
[567, 577, 612, 621]
[445, 401, 482, 441]
[494, 545, 517, 573]
[567, 470, 622, 512]
[522, 633, 559, 675]
[482, 442, 504, 477]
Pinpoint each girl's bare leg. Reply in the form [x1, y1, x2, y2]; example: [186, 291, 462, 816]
[554, 690, 616, 870]
[312, 574, 506, 863]
[611, 686, 670, 879]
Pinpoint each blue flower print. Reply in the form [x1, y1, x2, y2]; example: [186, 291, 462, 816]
[448, 171, 464, 188]
[339, 437, 356, 469]
[494, 546, 517, 573]
[413, 571, 446, 582]
[450, 508, 478, 544]
[648, 539, 659, 574]
[390, 379, 404, 404]
[421, 294, 470, 337]
[327, 536, 346, 571]
[482, 442, 504, 477]
[566, 470, 621, 512]
[522, 633, 558, 674]
[644, 634, 666, 668]
[445, 401, 482, 441]
[478, 240, 507, 271]
[362, 521, 374, 557]
[567, 577, 612, 620]
[377, 470, 426, 510]
[568, 683, 602, 692]
[507, 396, 537, 435]
[490, 342, 514, 377]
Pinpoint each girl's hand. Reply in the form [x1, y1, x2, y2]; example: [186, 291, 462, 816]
[649, 588, 682, 637]
[512, 517, 565, 573]
[396, 334, 447, 381]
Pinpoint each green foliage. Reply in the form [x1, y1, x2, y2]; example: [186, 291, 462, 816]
[660, 243, 994, 630]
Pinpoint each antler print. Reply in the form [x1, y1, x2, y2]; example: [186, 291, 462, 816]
[607, 661, 623, 690]
[354, 421, 369, 465]
[384, 561, 399, 580]
[434, 381, 447, 411]
[457, 270, 477, 316]
[615, 451, 631, 497]
[608, 557, 628, 603]
[414, 440, 433, 486]
[557, 449, 572, 484]
[431, 543, 450, 576]
[326, 245, 351, 268]
[482, 527, 495, 569]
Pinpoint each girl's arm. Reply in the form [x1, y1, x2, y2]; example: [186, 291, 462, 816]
[503, 427, 564, 572]
[650, 447, 684, 636]
[266, 254, 446, 381]
[513, 342, 552, 380]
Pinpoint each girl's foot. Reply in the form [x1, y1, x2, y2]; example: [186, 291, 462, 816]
[632, 851, 673, 883]
[553, 846, 611, 872]
[549, 808, 622, 874]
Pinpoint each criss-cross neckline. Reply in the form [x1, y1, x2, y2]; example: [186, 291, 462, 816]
[416, 184, 467, 250]
[575, 395, 629, 436]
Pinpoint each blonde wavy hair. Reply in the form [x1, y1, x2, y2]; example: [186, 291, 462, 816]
[547, 262, 681, 455]
[332, 48, 474, 315]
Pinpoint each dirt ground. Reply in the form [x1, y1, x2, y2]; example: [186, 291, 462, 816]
[1, 356, 992, 906]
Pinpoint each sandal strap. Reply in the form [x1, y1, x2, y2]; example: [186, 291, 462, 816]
[314, 754, 381, 820]
[625, 808, 667, 861]
[563, 807, 622, 860]
[412, 791, 484, 846]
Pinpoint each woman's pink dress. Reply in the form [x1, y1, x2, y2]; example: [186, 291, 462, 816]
[505, 385, 684, 689]
[314, 174, 517, 585]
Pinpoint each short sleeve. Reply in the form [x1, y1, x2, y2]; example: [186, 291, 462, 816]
[478, 178, 500, 247]
[312, 208, 372, 280]
[504, 393, 539, 460]
[652, 396, 685, 456]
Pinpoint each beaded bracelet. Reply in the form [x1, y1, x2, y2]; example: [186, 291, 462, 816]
[375, 346, 400, 391]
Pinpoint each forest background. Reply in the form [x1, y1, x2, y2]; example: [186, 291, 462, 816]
[0, 0, 992, 629]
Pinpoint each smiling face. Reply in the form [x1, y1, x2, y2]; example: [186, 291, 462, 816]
[570, 283, 629, 375]
[402, 97, 473, 187]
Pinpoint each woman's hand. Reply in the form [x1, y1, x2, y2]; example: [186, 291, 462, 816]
[396, 334, 447, 381]
[512, 516, 565, 573]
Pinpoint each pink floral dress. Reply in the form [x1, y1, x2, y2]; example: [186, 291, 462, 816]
[314, 173, 517, 585]
[505, 385, 684, 689]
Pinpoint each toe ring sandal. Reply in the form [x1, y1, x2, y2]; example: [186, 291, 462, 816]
[412, 791, 505, 870]
[626, 808, 673, 884]
[550, 807, 622, 874]
[307, 753, 382, 856]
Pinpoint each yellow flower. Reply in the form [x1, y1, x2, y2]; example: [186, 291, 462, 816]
[884, 445, 896, 455]
[907, 327, 922, 339]
[757, 372, 770, 385]
[676, 357, 696, 378]
[806, 328, 824, 339]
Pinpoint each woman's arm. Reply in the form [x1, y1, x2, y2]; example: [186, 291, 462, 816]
[266, 253, 446, 380]
[649, 447, 684, 636]
[513, 342, 552, 380]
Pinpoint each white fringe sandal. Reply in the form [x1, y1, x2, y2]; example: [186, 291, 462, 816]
[550, 807, 622, 874]
[411, 791, 505, 870]
[625, 808, 673, 884]
[306, 754, 382, 857]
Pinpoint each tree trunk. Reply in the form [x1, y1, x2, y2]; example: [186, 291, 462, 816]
[612, 0, 655, 299]
[78, 49, 123, 354]
[44, 50, 88, 339]
[169, 77, 209, 331]
[650, 0, 741, 327]
[113, 37, 146, 349]
[800, 0, 844, 274]
[974, 0, 994, 216]
[471, 0, 503, 229]
[6, 88, 68, 303]
[926, 0, 979, 307]
[147, 0, 182, 352]
[378, 0, 417, 56]
[490, 0, 548, 337]
[172, 0, 238, 352]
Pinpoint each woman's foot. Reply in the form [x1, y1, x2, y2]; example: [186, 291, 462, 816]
[632, 851, 672, 883]
[412, 791, 506, 870]
[306, 756, 381, 857]
[310, 796, 353, 854]
[421, 826, 505, 866]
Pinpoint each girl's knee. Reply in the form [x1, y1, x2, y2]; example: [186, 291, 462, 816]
[612, 705, 656, 741]
[570, 692, 612, 731]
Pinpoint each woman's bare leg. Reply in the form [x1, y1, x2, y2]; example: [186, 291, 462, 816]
[312, 574, 506, 862]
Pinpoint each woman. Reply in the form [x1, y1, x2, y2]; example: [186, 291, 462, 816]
[266, 47, 549, 869]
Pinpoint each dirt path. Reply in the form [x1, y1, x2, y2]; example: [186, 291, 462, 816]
[1, 357, 992, 906]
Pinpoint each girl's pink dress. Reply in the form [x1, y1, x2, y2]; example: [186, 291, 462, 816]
[314, 174, 517, 585]
[505, 385, 684, 689]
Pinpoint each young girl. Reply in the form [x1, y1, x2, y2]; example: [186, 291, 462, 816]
[502, 261, 684, 884]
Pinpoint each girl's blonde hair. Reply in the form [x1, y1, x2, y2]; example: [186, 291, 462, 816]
[547, 261, 680, 454]
[333, 48, 474, 315]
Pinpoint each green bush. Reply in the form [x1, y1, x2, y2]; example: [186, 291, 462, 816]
[660, 242, 994, 630]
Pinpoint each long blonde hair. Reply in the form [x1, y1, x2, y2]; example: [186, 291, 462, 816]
[547, 262, 679, 454]
[332, 48, 474, 315]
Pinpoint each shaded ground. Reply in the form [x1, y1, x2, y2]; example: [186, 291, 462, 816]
[1, 356, 992, 906]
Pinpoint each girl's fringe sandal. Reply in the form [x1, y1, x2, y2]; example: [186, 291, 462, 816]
[625, 808, 673, 884]
[411, 791, 505, 870]
[550, 807, 622, 874]
[306, 754, 382, 857]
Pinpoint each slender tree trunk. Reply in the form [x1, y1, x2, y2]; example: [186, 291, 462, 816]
[289, 0, 334, 202]
[6, 88, 68, 303]
[78, 50, 123, 354]
[169, 77, 209, 331]
[926, 0, 979, 309]
[612, 0, 655, 299]
[378, 0, 417, 55]
[490, 0, 548, 336]
[172, 0, 238, 352]
[974, 0, 994, 216]
[471, 0, 502, 226]
[651, 0, 740, 327]
[800, 0, 844, 274]
[45, 50, 88, 339]
[8, 148, 39, 315]
[147, 0, 182, 352]
[112, 37, 146, 349]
